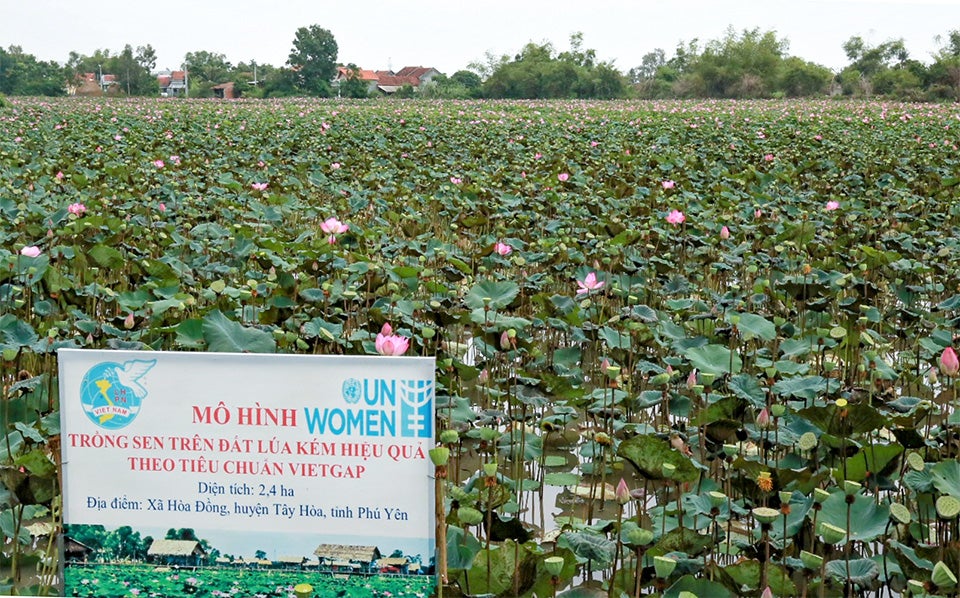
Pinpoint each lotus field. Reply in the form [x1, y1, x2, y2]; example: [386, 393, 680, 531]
[3, 97, 960, 597]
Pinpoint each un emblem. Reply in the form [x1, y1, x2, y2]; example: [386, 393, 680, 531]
[342, 378, 362, 404]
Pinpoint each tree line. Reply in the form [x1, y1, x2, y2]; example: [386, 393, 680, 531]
[2, 25, 959, 101]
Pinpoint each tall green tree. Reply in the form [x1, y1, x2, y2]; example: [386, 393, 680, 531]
[287, 24, 338, 96]
[0, 46, 65, 96]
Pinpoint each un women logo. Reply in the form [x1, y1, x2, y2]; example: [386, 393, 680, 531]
[79, 360, 156, 429]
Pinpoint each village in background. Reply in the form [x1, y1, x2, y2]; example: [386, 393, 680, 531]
[63, 524, 432, 576]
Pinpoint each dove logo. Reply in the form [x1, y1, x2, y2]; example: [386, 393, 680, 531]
[79, 360, 157, 430]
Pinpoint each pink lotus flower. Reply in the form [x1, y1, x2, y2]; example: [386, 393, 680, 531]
[576, 272, 604, 295]
[376, 323, 410, 356]
[754, 209, 763, 219]
[494, 242, 512, 256]
[320, 217, 349, 235]
[686, 369, 698, 389]
[941, 347, 960, 377]
[251, 182, 268, 191]
[331, 162, 341, 169]
[158, 203, 166, 213]
[764, 153, 774, 162]
[170, 155, 181, 165]
[55, 171, 64, 180]
[124, 313, 135, 330]
[152, 160, 164, 168]
[450, 176, 462, 185]
[666, 209, 685, 225]
[68, 202, 87, 216]
[825, 201, 840, 211]
[662, 180, 675, 189]
[558, 172, 569, 182]
[20, 246, 41, 258]
[720, 225, 730, 240]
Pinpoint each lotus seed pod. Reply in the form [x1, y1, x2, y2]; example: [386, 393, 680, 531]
[819, 522, 847, 545]
[626, 528, 655, 546]
[483, 461, 498, 477]
[769, 404, 786, 418]
[753, 507, 781, 524]
[723, 444, 739, 457]
[293, 584, 313, 598]
[936, 495, 960, 519]
[906, 579, 926, 596]
[661, 463, 677, 479]
[799, 550, 823, 570]
[813, 488, 831, 503]
[653, 555, 677, 579]
[798, 432, 818, 451]
[439, 429, 459, 444]
[479, 427, 499, 442]
[906, 452, 925, 471]
[458, 506, 484, 527]
[779, 491, 793, 505]
[708, 491, 727, 508]
[889, 502, 912, 524]
[650, 372, 671, 386]
[843, 480, 861, 496]
[678, 592, 698, 598]
[544, 556, 565, 577]
[428, 447, 450, 466]
[932, 560, 958, 588]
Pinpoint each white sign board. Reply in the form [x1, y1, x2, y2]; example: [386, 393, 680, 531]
[59, 349, 436, 596]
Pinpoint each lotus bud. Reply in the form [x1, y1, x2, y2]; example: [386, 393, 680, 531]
[760, 587, 773, 598]
[439, 429, 459, 445]
[500, 330, 512, 349]
[123, 312, 135, 329]
[458, 506, 484, 527]
[686, 369, 698, 389]
[544, 556, 565, 577]
[720, 225, 730, 240]
[799, 550, 823, 570]
[756, 407, 771, 428]
[429, 447, 450, 466]
[653, 555, 677, 579]
[936, 495, 960, 519]
[615, 478, 631, 505]
[626, 528, 654, 547]
[483, 461, 498, 478]
[932, 560, 958, 588]
[813, 488, 831, 503]
[819, 522, 847, 545]
[941, 347, 960, 377]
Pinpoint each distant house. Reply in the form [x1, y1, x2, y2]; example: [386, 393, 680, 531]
[212, 82, 236, 99]
[63, 537, 95, 562]
[377, 556, 410, 574]
[332, 65, 442, 95]
[274, 555, 308, 569]
[314, 544, 381, 573]
[68, 72, 118, 96]
[158, 70, 187, 97]
[147, 539, 206, 566]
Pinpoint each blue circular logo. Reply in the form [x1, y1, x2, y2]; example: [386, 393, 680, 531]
[342, 378, 362, 404]
[80, 360, 156, 429]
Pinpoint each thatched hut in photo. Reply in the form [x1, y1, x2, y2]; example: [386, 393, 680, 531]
[146, 539, 206, 567]
[275, 555, 309, 569]
[314, 544, 381, 573]
[63, 537, 95, 562]
[377, 556, 410, 574]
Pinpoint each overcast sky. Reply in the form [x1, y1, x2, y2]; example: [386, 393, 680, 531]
[3, 0, 958, 75]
